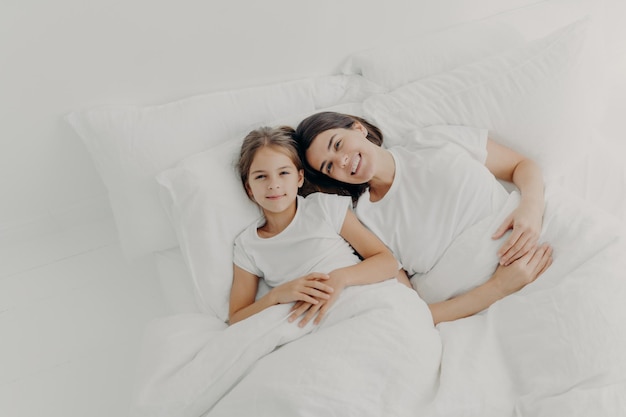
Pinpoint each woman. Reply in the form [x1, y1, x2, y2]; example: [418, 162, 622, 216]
[294, 112, 553, 324]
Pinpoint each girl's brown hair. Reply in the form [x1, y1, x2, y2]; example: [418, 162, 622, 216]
[237, 126, 306, 201]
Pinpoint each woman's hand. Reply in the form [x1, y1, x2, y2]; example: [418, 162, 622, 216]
[270, 272, 334, 306]
[492, 204, 543, 266]
[428, 243, 553, 325]
[489, 242, 553, 297]
[485, 139, 545, 266]
[288, 272, 348, 327]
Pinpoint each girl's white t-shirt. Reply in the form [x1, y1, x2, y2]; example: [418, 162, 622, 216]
[355, 125, 509, 276]
[233, 193, 360, 287]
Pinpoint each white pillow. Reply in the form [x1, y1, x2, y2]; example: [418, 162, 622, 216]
[66, 75, 374, 258]
[157, 103, 364, 321]
[362, 18, 597, 180]
[156, 136, 257, 320]
[153, 247, 202, 314]
[342, 20, 525, 90]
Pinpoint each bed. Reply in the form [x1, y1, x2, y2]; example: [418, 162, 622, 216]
[66, 1, 626, 416]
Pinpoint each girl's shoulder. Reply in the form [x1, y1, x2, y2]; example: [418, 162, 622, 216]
[234, 215, 263, 243]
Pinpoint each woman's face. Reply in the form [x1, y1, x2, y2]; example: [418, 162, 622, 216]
[305, 123, 378, 185]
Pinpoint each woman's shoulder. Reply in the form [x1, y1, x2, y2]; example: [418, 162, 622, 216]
[303, 192, 352, 223]
[304, 191, 351, 205]
[394, 125, 488, 157]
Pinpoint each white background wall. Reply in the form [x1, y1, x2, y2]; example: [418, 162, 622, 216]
[1, 0, 624, 243]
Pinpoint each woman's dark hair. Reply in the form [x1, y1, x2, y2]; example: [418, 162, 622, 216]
[294, 112, 384, 202]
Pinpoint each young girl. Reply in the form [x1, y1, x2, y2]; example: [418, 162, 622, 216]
[295, 112, 554, 324]
[229, 126, 399, 327]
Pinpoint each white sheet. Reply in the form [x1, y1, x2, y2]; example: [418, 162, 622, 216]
[422, 185, 626, 416]
[134, 183, 626, 417]
[133, 182, 626, 416]
[130, 280, 442, 417]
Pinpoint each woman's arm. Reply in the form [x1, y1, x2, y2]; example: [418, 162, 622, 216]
[290, 209, 398, 326]
[428, 243, 553, 325]
[395, 268, 413, 289]
[229, 265, 334, 325]
[335, 209, 399, 286]
[485, 139, 545, 266]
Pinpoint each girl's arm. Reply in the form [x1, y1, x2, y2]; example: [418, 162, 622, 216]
[229, 265, 267, 325]
[229, 265, 334, 325]
[428, 243, 553, 325]
[485, 139, 545, 266]
[291, 209, 398, 326]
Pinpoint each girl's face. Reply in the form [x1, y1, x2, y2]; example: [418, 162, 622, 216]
[305, 122, 378, 185]
[246, 146, 304, 214]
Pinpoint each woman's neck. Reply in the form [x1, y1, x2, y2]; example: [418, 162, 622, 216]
[368, 148, 395, 202]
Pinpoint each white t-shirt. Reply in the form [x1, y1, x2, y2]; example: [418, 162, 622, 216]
[355, 125, 510, 276]
[233, 193, 360, 288]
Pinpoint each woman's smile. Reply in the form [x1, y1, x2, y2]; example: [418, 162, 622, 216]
[305, 127, 379, 185]
[350, 153, 361, 175]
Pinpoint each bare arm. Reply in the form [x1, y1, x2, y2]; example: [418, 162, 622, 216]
[333, 209, 399, 287]
[229, 265, 265, 325]
[290, 209, 398, 326]
[229, 265, 334, 325]
[428, 243, 553, 325]
[485, 139, 545, 265]
[395, 268, 412, 289]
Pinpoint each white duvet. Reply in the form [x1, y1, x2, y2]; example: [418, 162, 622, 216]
[131, 185, 626, 417]
[423, 185, 626, 416]
[130, 279, 441, 417]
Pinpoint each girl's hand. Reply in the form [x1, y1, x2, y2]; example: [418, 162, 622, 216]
[288, 273, 347, 327]
[271, 272, 333, 305]
[492, 205, 543, 266]
[489, 243, 553, 297]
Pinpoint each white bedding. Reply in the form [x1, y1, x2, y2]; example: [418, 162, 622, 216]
[422, 185, 626, 416]
[130, 279, 441, 417]
[55, 0, 625, 414]
[121, 2, 626, 414]
[132, 183, 626, 416]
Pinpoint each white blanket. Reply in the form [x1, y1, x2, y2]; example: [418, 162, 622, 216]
[130, 279, 442, 417]
[131, 186, 626, 416]
[420, 185, 626, 416]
